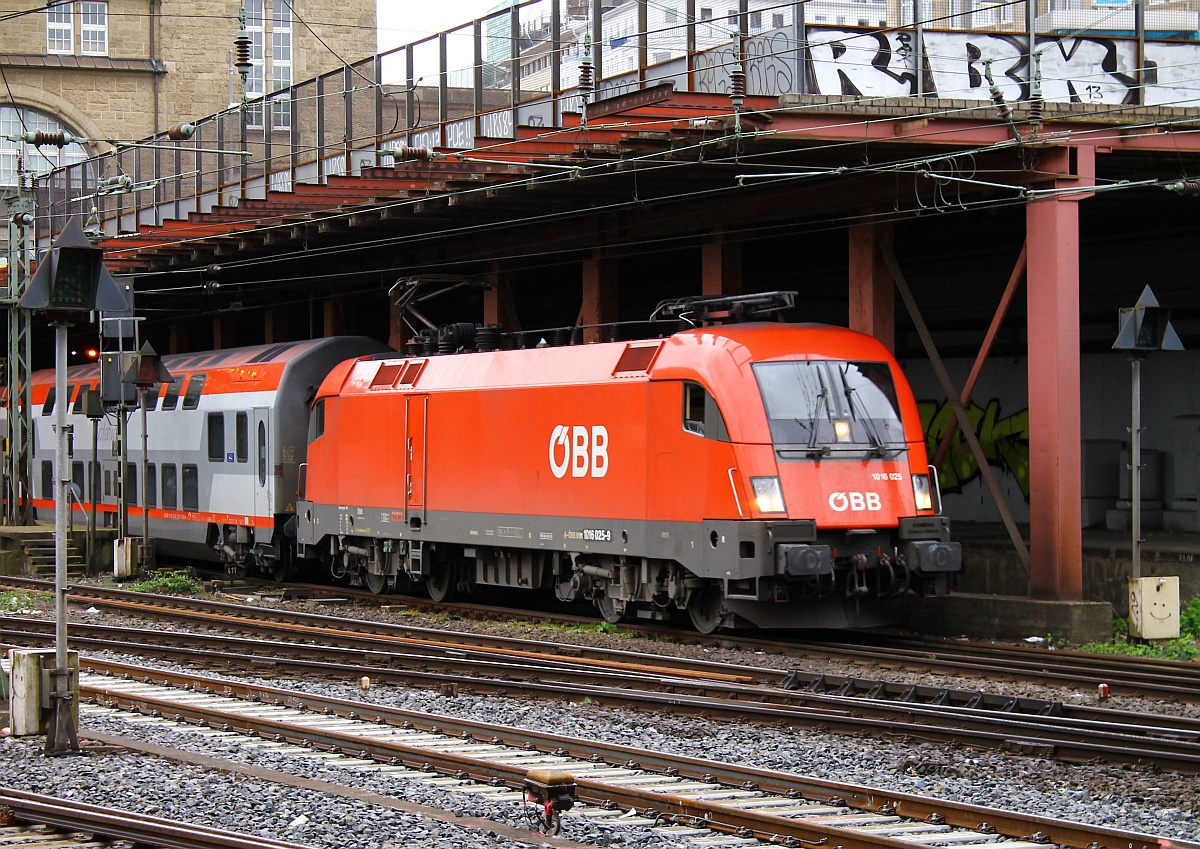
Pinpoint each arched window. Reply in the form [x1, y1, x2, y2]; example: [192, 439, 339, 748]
[0, 106, 88, 188]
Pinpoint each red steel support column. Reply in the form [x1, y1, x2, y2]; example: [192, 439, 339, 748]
[702, 232, 742, 297]
[1026, 193, 1083, 600]
[484, 263, 520, 333]
[323, 298, 346, 338]
[848, 220, 895, 353]
[264, 307, 288, 344]
[580, 250, 617, 343]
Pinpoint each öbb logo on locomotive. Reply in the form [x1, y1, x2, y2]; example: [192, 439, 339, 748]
[828, 492, 883, 512]
[548, 425, 610, 478]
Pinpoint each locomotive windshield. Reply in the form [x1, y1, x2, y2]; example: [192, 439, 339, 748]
[753, 360, 906, 456]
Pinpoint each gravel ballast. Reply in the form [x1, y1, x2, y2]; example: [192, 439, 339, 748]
[3, 593, 1198, 848]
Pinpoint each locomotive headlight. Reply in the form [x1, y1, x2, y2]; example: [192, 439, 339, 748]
[833, 420, 851, 441]
[751, 476, 787, 514]
[912, 474, 933, 511]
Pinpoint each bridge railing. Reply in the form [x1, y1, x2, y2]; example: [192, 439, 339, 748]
[35, 0, 1200, 247]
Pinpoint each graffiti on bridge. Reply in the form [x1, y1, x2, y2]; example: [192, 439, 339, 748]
[917, 399, 1030, 499]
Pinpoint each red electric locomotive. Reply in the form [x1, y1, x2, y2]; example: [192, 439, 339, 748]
[296, 294, 960, 631]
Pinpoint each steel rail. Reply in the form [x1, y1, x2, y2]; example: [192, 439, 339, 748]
[6, 621, 1200, 772]
[8, 576, 1200, 705]
[6, 575, 1197, 703]
[0, 787, 310, 849]
[76, 659, 1194, 849]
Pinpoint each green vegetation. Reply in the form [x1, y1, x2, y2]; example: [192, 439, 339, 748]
[127, 570, 204, 596]
[1, 589, 51, 610]
[1080, 595, 1200, 661]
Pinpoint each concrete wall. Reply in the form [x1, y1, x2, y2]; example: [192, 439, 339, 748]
[903, 350, 1200, 529]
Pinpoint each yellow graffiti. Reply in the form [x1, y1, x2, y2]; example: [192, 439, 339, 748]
[917, 400, 1030, 499]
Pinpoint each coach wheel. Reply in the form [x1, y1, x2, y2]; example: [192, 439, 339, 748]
[364, 569, 387, 595]
[426, 561, 456, 603]
[687, 582, 724, 634]
[595, 594, 624, 625]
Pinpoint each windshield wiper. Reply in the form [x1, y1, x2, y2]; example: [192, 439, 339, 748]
[841, 366, 889, 457]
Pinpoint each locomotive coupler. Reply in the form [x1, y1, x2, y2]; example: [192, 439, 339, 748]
[523, 768, 576, 835]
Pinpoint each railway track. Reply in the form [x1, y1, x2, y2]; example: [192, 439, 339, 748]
[5, 575, 1198, 705]
[56, 658, 1195, 849]
[0, 787, 309, 849]
[4, 603, 1200, 772]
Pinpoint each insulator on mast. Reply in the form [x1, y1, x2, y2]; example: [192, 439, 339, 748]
[234, 4, 253, 88]
[1167, 180, 1200, 196]
[983, 59, 1013, 123]
[1027, 52, 1044, 136]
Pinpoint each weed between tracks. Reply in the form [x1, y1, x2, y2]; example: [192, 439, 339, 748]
[125, 570, 204, 596]
[1, 590, 52, 611]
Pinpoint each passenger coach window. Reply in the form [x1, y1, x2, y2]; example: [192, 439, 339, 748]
[72, 462, 84, 498]
[125, 463, 137, 506]
[207, 413, 225, 461]
[162, 377, 183, 410]
[41, 386, 56, 416]
[236, 412, 248, 462]
[145, 463, 156, 508]
[41, 461, 52, 498]
[682, 382, 729, 441]
[182, 374, 206, 409]
[182, 464, 199, 511]
[257, 422, 267, 486]
[72, 384, 88, 414]
[162, 465, 178, 509]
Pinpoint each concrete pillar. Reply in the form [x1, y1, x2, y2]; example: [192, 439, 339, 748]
[579, 250, 617, 343]
[1026, 192, 1083, 600]
[702, 232, 742, 297]
[848, 220, 895, 353]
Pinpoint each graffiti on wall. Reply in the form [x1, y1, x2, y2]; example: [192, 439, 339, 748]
[918, 399, 1031, 498]
[728, 26, 1200, 106]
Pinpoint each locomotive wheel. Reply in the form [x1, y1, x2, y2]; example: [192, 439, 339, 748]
[426, 562, 456, 603]
[595, 594, 623, 625]
[687, 583, 724, 634]
[363, 569, 387, 595]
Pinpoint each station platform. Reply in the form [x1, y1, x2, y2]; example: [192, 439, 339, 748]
[899, 521, 1200, 644]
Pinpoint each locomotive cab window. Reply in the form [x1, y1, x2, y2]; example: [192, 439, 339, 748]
[754, 360, 905, 456]
[207, 413, 225, 461]
[308, 398, 325, 443]
[182, 374, 206, 409]
[682, 382, 729, 441]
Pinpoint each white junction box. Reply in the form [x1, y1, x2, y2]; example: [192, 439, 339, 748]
[8, 648, 80, 736]
[1128, 576, 1181, 640]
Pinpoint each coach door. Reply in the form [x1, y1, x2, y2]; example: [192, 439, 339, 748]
[253, 408, 272, 519]
[404, 394, 427, 526]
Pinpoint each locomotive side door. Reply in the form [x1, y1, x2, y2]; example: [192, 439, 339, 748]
[252, 407, 272, 522]
[404, 394, 427, 525]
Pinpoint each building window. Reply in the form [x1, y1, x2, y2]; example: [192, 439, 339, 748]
[46, 3, 73, 54]
[665, 6, 677, 23]
[80, 2, 107, 56]
[772, 13, 784, 28]
[700, 7, 713, 21]
[749, 11, 762, 30]
[244, 0, 292, 129]
[0, 106, 88, 188]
